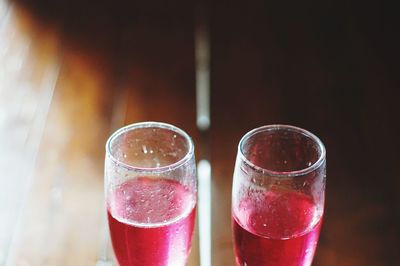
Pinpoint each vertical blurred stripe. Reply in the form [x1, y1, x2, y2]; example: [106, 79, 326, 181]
[197, 159, 212, 266]
[195, 3, 210, 131]
[0, 2, 60, 263]
[195, 1, 212, 265]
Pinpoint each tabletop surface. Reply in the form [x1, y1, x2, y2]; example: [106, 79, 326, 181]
[1, 0, 399, 265]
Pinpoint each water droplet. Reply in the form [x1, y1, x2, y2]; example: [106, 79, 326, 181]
[284, 160, 287, 164]
[173, 134, 177, 138]
[142, 145, 148, 154]
[123, 153, 127, 158]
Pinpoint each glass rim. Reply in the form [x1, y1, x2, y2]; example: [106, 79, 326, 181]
[105, 121, 194, 173]
[238, 124, 326, 177]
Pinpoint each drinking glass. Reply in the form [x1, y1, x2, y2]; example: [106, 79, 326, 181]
[105, 122, 197, 266]
[232, 125, 326, 266]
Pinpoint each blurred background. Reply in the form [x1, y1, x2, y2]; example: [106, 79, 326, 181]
[0, 0, 399, 265]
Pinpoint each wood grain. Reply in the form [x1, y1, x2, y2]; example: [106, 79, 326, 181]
[209, 1, 400, 266]
[0, 4, 60, 264]
[1, 0, 399, 265]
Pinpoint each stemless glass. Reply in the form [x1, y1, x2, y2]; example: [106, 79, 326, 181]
[232, 125, 326, 266]
[105, 122, 197, 266]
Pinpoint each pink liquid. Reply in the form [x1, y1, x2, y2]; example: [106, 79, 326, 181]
[107, 177, 196, 266]
[233, 191, 322, 266]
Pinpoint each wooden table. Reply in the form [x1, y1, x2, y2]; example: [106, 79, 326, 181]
[1, 0, 398, 265]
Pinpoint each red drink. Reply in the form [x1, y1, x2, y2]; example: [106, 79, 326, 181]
[232, 190, 322, 266]
[107, 177, 196, 266]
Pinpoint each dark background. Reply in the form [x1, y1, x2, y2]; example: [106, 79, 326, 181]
[13, 0, 400, 264]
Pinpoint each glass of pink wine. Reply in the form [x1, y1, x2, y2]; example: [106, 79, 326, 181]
[105, 122, 197, 266]
[232, 125, 326, 266]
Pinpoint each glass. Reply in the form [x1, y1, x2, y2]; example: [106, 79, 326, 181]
[105, 122, 197, 266]
[231, 125, 326, 266]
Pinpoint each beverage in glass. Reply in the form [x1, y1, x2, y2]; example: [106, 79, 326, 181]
[232, 125, 326, 266]
[105, 122, 197, 266]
